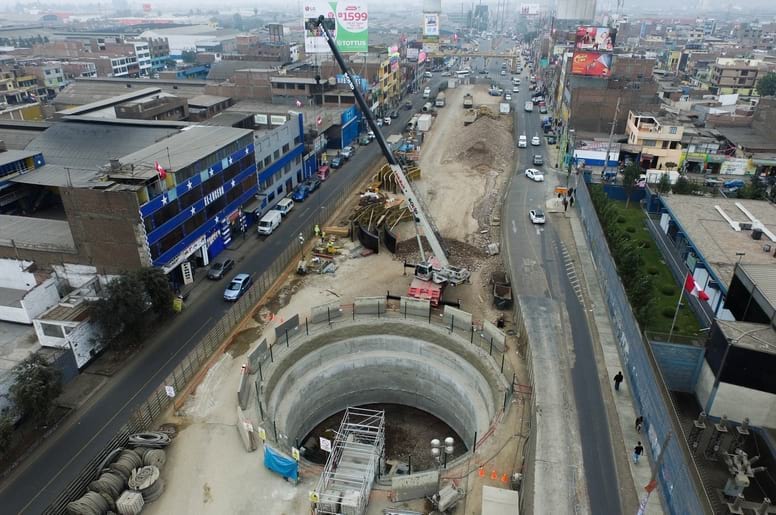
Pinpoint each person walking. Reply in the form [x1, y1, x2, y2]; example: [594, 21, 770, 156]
[635, 416, 644, 433]
[613, 371, 624, 391]
[633, 441, 644, 464]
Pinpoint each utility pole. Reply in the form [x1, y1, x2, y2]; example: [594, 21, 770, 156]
[600, 96, 621, 177]
[638, 431, 672, 515]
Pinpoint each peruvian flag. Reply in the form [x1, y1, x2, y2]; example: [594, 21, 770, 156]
[684, 273, 709, 301]
[295, 99, 302, 107]
[154, 161, 167, 180]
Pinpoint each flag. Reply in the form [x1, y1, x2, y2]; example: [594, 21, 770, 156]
[154, 161, 167, 180]
[295, 99, 302, 107]
[316, 115, 322, 126]
[684, 273, 709, 301]
[644, 479, 657, 493]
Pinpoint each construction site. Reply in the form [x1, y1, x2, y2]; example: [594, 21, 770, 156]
[135, 78, 529, 515]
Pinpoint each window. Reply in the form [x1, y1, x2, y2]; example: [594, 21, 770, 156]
[669, 127, 677, 134]
[643, 140, 656, 147]
[40, 323, 64, 338]
[264, 156, 271, 168]
[738, 77, 747, 85]
[294, 135, 301, 145]
[273, 150, 280, 160]
[282, 143, 290, 154]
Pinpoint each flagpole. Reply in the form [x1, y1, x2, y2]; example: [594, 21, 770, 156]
[667, 280, 684, 343]
[637, 431, 672, 515]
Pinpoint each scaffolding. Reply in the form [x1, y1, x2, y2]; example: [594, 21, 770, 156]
[312, 407, 385, 515]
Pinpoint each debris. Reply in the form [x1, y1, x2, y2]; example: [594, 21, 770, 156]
[326, 289, 340, 298]
[486, 243, 500, 256]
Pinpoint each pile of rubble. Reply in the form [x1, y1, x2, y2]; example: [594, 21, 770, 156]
[447, 115, 514, 173]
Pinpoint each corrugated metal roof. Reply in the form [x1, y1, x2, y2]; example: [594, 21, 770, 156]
[716, 319, 776, 355]
[25, 120, 180, 169]
[739, 263, 776, 313]
[206, 61, 278, 81]
[53, 79, 209, 107]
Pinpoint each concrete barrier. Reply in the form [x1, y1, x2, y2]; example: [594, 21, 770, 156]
[392, 470, 440, 502]
[237, 364, 251, 410]
[248, 338, 268, 373]
[443, 305, 473, 331]
[310, 303, 343, 324]
[274, 314, 301, 342]
[482, 320, 506, 353]
[354, 296, 386, 315]
[399, 297, 431, 319]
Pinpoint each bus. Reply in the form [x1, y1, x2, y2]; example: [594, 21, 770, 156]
[455, 70, 471, 78]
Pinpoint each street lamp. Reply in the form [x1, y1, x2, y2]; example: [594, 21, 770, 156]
[431, 437, 455, 469]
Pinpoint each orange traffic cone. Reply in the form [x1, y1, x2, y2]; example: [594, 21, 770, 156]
[478, 467, 485, 477]
[501, 473, 509, 483]
[490, 470, 497, 480]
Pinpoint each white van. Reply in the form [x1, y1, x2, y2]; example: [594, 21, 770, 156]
[257, 210, 282, 236]
[423, 87, 431, 99]
[276, 198, 294, 216]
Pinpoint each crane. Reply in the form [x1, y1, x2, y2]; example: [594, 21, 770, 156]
[313, 15, 470, 291]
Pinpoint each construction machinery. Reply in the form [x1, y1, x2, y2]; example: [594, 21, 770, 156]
[313, 16, 470, 302]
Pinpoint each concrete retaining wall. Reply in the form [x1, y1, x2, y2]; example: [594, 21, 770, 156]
[261, 320, 506, 453]
[354, 296, 386, 315]
[443, 305, 472, 331]
[310, 303, 343, 324]
[399, 297, 430, 319]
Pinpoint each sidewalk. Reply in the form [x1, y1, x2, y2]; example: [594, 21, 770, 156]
[567, 206, 665, 515]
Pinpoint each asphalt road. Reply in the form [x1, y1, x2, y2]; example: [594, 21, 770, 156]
[0, 85, 434, 514]
[483, 39, 622, 513]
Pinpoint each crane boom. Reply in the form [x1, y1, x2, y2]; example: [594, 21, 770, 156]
[314, 15, 451, 270]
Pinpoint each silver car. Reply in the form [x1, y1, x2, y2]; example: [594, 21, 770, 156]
[529, 209, 545, 224]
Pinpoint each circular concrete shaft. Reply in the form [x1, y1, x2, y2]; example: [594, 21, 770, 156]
[262, 321, 506, 450]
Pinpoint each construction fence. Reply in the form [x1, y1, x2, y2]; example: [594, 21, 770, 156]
[43, 186, 356, 514]
[575, 179, 713, 515]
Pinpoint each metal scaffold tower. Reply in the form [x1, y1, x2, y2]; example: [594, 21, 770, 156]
[312, 407, 385, 515]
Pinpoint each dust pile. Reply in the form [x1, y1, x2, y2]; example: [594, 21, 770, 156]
[445, 115, 514, 172]
[394, 236, 487, 272]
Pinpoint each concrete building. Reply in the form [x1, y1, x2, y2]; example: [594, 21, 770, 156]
[626, 111, 685, 169]
[60, 61, 98, 79]
[0, 258, 59, 325]
[555, 0, 596, 23]
[131, 40, 152, 76]
[52, 78, 208, 111]
[139, 25, 241, 57]
[707, 58, 765, 96]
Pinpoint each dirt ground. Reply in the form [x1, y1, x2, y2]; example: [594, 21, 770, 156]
[146, 83, 525, 514]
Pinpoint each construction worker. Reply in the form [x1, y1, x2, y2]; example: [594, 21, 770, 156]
[314, 224, 320, 238]
[321, 231, 326, 244]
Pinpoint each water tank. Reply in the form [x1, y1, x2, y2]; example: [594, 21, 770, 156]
[752, 228, 763, 240]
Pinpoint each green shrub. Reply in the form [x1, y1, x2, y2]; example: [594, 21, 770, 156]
[626, 227, 636, 233]
[661, 286, 676, 296]
[647, 266, 658, 275]
[662, 308, 675, 319]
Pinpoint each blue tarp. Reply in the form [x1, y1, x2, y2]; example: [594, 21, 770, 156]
[263, 444, 298, 481]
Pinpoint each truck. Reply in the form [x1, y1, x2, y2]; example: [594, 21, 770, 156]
[524, 101, 533, 112]
[463, 93, 473, 108]
[435, 92, 446, 107]
[423, 86, 431, 99]
[645, 169, 680, 185]
[312, 15, 470, 305]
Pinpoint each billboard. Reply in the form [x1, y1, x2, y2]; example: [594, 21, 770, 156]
[406, 47, 419, 61]
[423, 13, 440, 37]
[422, 0, 441, 11]
[519, 3, 540, 15]
[575, 26, 616, 51]
[571, 51, 613, 77]
[303, 1, 368, 54]
[389, 45, 400, 72]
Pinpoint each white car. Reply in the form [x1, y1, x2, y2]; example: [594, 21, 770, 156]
[531, 135, 541, 146]
[518, 134, 527, 148]
[383, 117, 392, 126]
[505, 93, 512, 101]
[513, 86, 519, 93]
[376, 118, 383, 127]
[529, 209, 546, 224]
[524, 168, 544, 182]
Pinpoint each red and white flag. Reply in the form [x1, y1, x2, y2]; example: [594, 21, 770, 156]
[295, 99, 302, 107]
[316, 114, 322, 126]
[154, 161, 167, 180]
[684, 273, 709, 301]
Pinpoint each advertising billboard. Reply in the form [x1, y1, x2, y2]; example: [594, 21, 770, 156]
[303, 1, 368, 54]
[389, 45, 400, 72]
[575, 26, 616, 51]
[519, 3, 540, 15]
[571, 51, 613, 77]
[406, 47, 420, 61]
[423, 13, 440, 37]
[422, 0, 441, 11]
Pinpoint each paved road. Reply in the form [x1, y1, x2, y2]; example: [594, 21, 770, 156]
[484, 40, 622, 513]
[0, 87, 435, 514]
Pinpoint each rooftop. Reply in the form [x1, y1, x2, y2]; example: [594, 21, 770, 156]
[10, 164, 103, 188]
[0, 149, 41, 167]
[0, 120, 50, 150]
[114, 125, 252, 178]
[25, 119, 180, 169]
[0, 214, 75, 253]
[56, 87, 166, 116]
[188, 94, 231, 107]
[716, 319, 776, 355]
[662, 196, 776, 287]
[53, 78, 210, 107]
[206, 61, 279, 81]
[716, 127, 776, 153]
[736, 263, 776, 314]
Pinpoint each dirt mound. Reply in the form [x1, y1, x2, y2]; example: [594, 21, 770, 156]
[447, 116, 514, 172]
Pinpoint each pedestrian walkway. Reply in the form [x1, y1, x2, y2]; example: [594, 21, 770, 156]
[567, 207, 666, 515]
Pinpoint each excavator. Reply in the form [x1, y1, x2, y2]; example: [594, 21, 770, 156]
[313, 16, 470, 302]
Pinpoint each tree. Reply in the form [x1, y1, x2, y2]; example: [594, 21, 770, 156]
[657, 173, 672, 194]
[757, 72, 776, 97]
[0, 414, 13, 455]
[629, 274, 656, 327]
[10, 354, 62, 426]
[91, 269, 174, 345]
[672, 176, 693, 195]
[664, 162, 678, 170]
[622, 163, 641, 209]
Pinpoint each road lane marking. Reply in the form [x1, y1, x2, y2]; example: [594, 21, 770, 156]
[512, 220, 517, 234]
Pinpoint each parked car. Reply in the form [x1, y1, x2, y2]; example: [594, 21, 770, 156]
[539, 105, 548, 114]
[330, 155, 344, 169]
[359, 134, 370, 145]
[723, 179, 745, 193]
[533, 154, 544, 166]
[524, 168, 544, 182]
[257, 210, 282, 235]
[531, 135, 541, 146]
[704, 177, 723, 188]
[207, 258, 234, 280]
[302, 176, 319, 192]
[383, 117, 392, 126]
[223, 273, 253, 301]
[276, 198, 294, 216]
[403, 101, 413, 110]
[316, 164, 331, 181]
[376, 118, 383, 127]
[546, 134, 557, 145]
[341, 146, 355, 159]
[291, 184, 310, 202]
[529, 209, 546, 224]
[505, 93, 512, 101]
